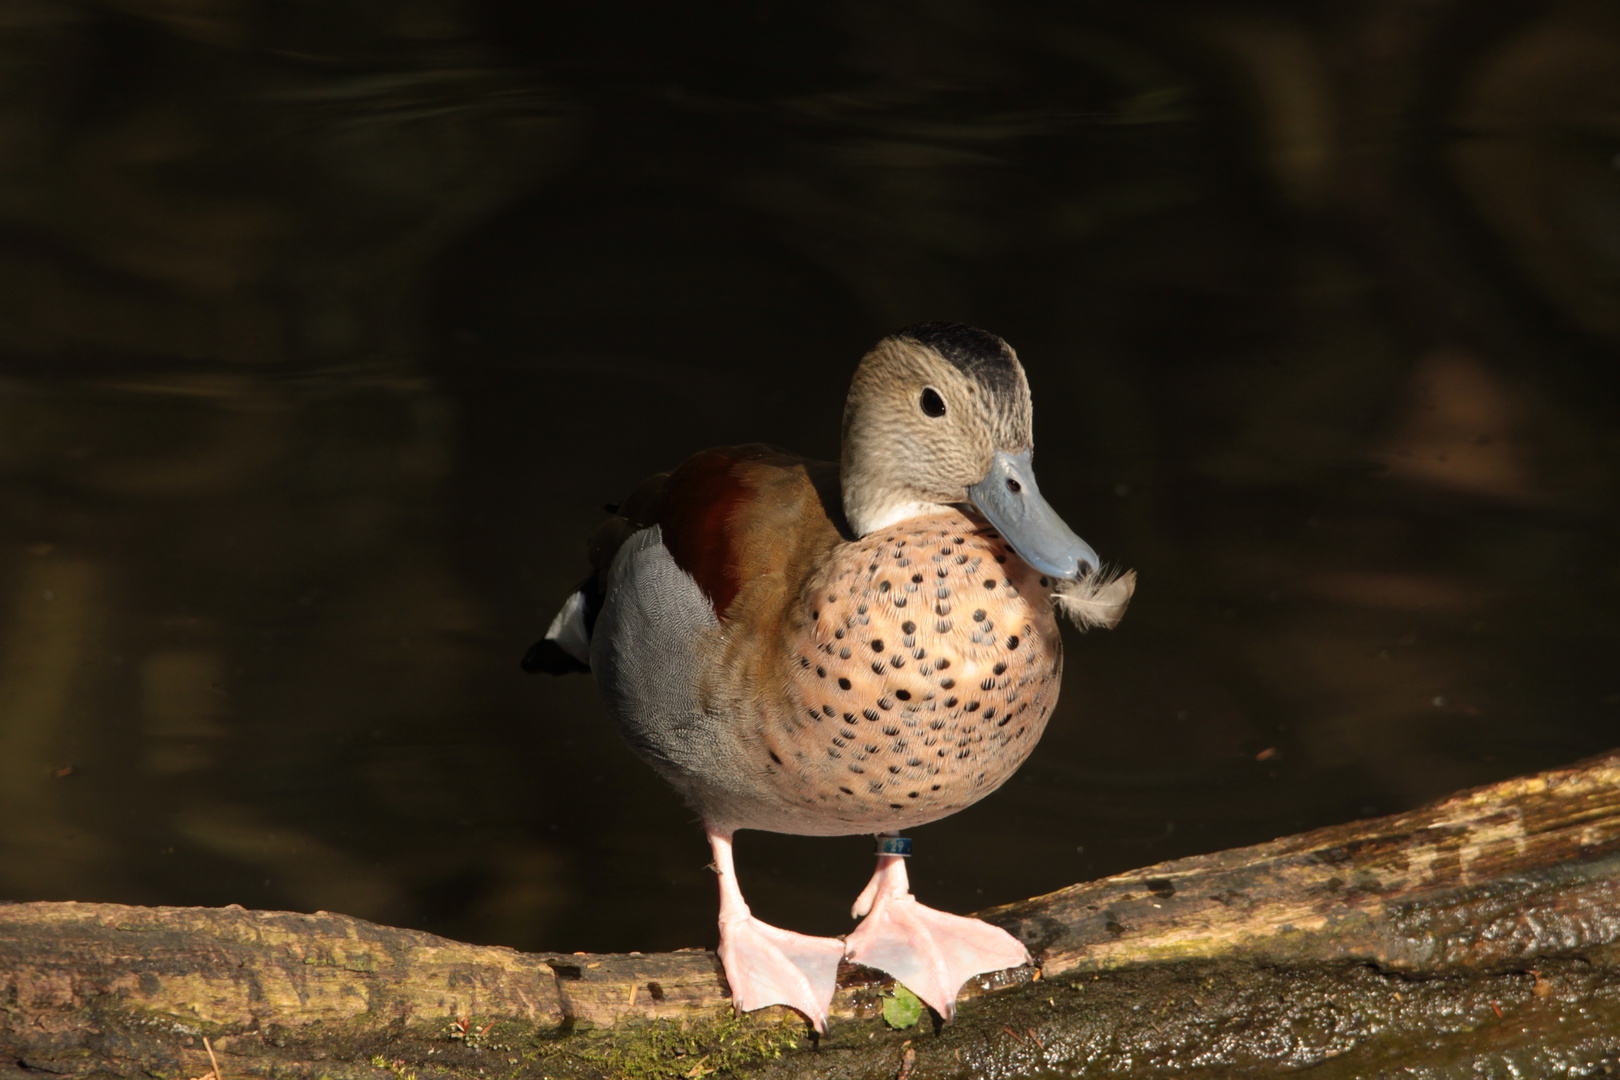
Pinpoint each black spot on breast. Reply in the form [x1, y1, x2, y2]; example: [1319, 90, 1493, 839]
[944, 696, 959, 708]
[973, 609, 986, 622]
[871, 639, 885, 652]
[940, 678, 956, 689]
[984, 579, 997, 589]
[911, 573, 924, 584]
[816, 666, 826, 678]
[936, 658, 951, 669]
[902, 621, 916, 634]
[966, 701, 981, 712]
[768, 750, 782, 764]
[895, 689, 911, 701]
[840, 647, 852, 659]
[863, 709, 881, 722]
[1007, 635, 1019, 650]
[993, 662, 1007, 675]
[935, 619, 952, 632]
[834, 628, 845, 639]
[878, 581, 891, 593]
[838, 677, 852, 690]
[839, 785, 854, 795]
[980, 678, 996, 691]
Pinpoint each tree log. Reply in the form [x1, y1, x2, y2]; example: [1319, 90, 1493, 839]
[4, 751, 1619, 1079]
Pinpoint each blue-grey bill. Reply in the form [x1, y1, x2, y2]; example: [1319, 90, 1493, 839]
[967, 449, 1098, 581]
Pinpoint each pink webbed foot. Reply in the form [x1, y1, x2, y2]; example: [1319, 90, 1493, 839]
[708, 829, 844, 1033]
[717, 912, 844, 1033]
[843, 847, 1030, 1022]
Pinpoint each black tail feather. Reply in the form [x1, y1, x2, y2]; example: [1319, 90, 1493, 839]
[521, 637, 590, 675]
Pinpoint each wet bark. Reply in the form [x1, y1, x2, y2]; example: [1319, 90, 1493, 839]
[4, 751, 1620, 1080]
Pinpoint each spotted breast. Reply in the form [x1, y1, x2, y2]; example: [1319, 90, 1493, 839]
[771, 511, 1061, 833]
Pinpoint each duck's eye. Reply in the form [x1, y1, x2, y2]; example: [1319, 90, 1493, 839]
[1006, 478, 1022, 493]
[919, 388, 946, 417]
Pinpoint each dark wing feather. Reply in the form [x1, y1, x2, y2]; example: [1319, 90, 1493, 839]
[524, 444, 845, 674]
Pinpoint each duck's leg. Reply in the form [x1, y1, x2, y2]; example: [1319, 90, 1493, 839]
[843, 836, 1030, 1022]
[709, 827, 845, 1034]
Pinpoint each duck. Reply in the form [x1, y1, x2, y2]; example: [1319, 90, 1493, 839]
[523, 321, 1135, 1033]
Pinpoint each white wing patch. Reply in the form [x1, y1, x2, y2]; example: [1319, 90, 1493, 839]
[545, 589, 593, 665]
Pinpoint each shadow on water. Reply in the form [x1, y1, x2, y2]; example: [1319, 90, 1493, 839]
[0, 0, 1617, 954]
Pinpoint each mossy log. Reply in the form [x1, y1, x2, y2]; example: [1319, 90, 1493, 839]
[4, 751, 1620, 1080]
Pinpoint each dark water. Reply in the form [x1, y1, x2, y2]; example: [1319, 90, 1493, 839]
[1, 1, 1617, 955]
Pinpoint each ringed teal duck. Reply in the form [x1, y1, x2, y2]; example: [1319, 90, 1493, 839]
[524, 322, 1135, 1032]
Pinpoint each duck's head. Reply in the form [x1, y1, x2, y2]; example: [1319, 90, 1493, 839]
[840, 321, 1099, 581]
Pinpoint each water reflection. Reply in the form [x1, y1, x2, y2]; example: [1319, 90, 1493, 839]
[0, 0, 1616, 955]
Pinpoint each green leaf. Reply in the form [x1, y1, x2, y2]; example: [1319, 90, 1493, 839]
[882, 984, 924, 1030]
